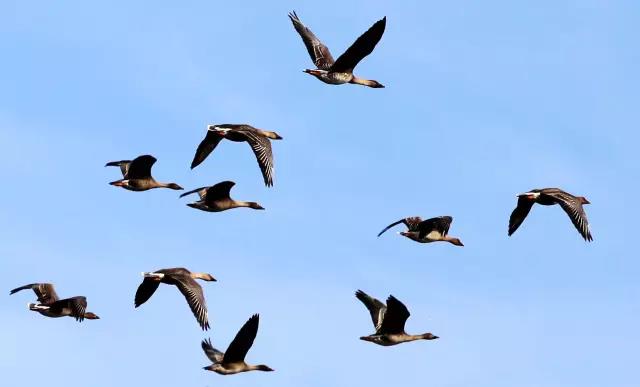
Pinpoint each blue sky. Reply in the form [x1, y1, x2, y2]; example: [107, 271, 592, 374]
[1, 1, 638, 386]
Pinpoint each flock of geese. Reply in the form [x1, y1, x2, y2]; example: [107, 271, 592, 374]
[9, 11, 594, 377]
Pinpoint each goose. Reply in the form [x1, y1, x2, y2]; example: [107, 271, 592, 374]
[134, 268, 215, 330]
[10, 283, 100, 322]
[509, 188, 593, 241]
[106, 154, 183, 191]
[356, 290, 438, 346]
[180, 181, 264, 212]
[201, 314, 274, 375]
[190, 125, 282, 187]
[288, 11, 386, 88]
[378, 216, 464, 246]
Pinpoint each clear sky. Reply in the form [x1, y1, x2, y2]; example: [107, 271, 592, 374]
[1, 1, 638, 386]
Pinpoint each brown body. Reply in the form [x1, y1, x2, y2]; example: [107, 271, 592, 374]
[106, 155, 182, 192]
[509, 188, 593, 241]
[356, 290, 438, 346]
[289, 12, 386, 88]
[201, 314, 274, 375]
[135, 268, 216, 330]
[180, 181, 264, 212]
[378, 216, 464, 246]
[191, 125, 282, 187]
[11, 283, 99, 322]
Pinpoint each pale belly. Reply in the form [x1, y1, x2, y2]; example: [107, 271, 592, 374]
[213, 362, 248, 375]
[405, 231, 439, 243]
[319, 72, 353, 85]
[187, 202, 229, 212]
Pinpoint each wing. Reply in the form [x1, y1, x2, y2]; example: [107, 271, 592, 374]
[68, 296, 88, 322]
[126, 155, 157, 179]
[223, 314, 259, 363]
[104, 160, 131, 177]
[204, 181, 235, 203]
[417, 216, 453, 239]
[288, 11, 335, 70]
[175, 276, 209, 331]
[10, 283, 59, 304]
[508, 196, 535, 236]
[191, 130, 224, 169]
[377, 216, 422, 237]
[546, 191, 593, 241]
[134, 278, 161, 308]
[355, 290, 386, 332]
[379, 295, 410, 335]
[330, 16, 386, 73]
[201, 338, 224, 363]
[243, 132, 275, 187]
[179, 186, 209, 200]
[50, 296, 87, 322]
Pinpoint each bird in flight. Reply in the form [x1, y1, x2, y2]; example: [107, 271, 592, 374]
[201, 314, 274, 375]
[289, 11, 386, 88]
[378, 216, 464, 246]
[508, 188, 593, 241]
[191, 124, 283, 187]
[356, 290, 438, 346]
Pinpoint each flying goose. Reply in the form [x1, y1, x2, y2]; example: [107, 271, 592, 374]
[180, 181, 264, 212]
[509, 188, 593, 241]
[201, 314, 274, 375]
[10, 283, 100, 322]
[356, 290, 438, 346]
[378, 216, 464, 246]
[190, 124, 283, 187]
[134, 268, 216, 330]
[288, 11, 386, 88]
[106, 154, 183, 191]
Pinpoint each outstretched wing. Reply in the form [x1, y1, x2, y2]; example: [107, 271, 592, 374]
[243, 132, 275, 187]
[174, 275, 210, 331]
[355, 290, 386, 332]
[191, 130, 224, 169]
[330, 17, 386, 73]
[545, 191, 593, 241]
[204, 181, 235, 203]
[201, 338, 224, 363]
[10, 283, 59, 305]
[105, 160, 131, 177]
[179, 187, 209, 200]
[379, 295, 410, 335]
[126, 155, 156, 179]
[134, 278, 161, 308]
[288, 11, 335, 70]
[224, 314, 259, 363]
[377, 216, 422, 237]
[50, 296, 87, 322]
[417, 216, 453, 239]
[508, 196, 535, 236]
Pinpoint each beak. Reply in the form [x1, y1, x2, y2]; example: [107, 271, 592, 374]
[433, 335, 440, 339]
[109, 180, 125, 187]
